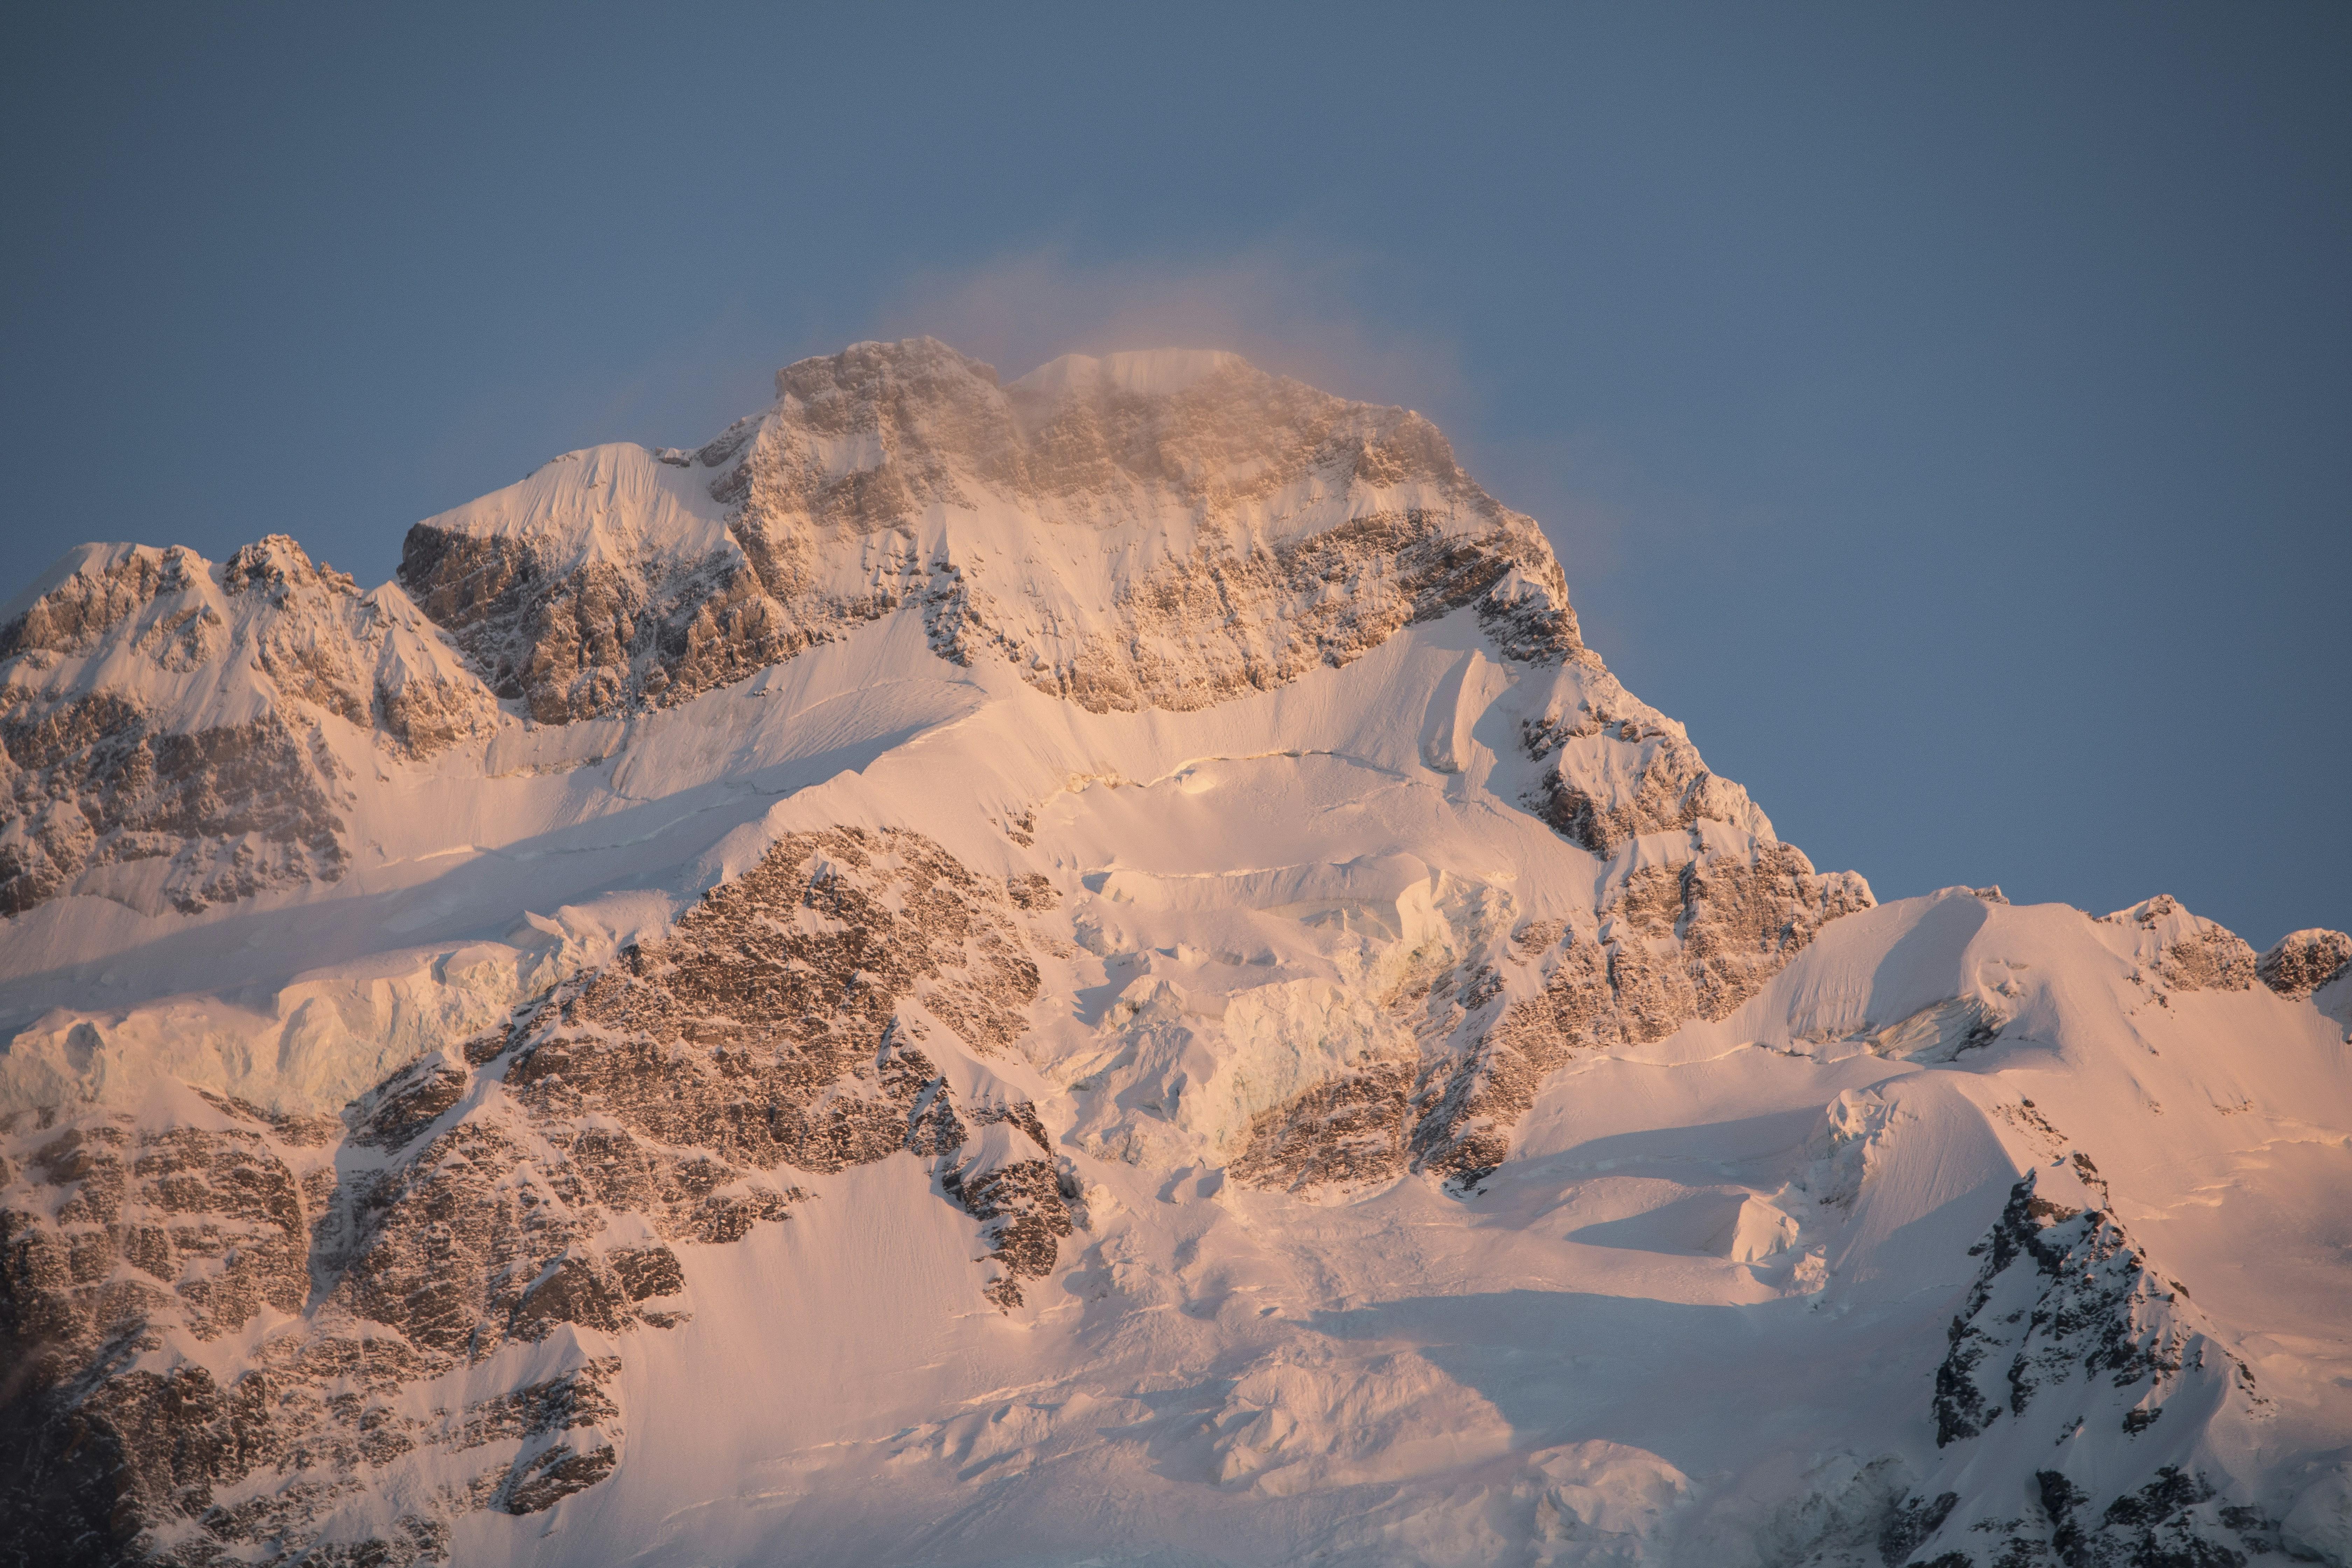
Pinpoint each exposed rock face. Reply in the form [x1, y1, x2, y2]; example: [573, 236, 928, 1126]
[0, 538, 496, 918]
[1230, 839, 1872, 1191]
[1406, 841, 1870, 1182]
[399, 340, 1581, 726]
[1221, 609, 1853, 1194]
[493, 822, 1059, 1294]
[2258, 927, 2352, 1000]
[1, 343, 1588, 926]
[0, 1093, 516, 1568]
[0, 1093, 330, 1368]
[0, 691, 349, 917]
[396, 477, 850, 726]
[943, 1113, 1074, 1310]
[1910, 1163, 2267, 1567]
[1, 341, 2344, 1568]
[1517, 669, 1772, 855]
[1, 545, 228, 667]
[2105, 895, 2259, 994]
[0, 824, 1070, 1564]
[1932, 1163, 2232, 1448]
[938, 510, 1569, 716]
[1230, 1060, 1416, 1194]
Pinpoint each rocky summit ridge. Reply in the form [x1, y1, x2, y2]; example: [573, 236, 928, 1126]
[0, 340, 2347, 1568]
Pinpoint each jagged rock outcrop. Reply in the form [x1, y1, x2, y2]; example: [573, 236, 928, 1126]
[0, 343, 1590, 926]
[0, 689, 348, 917]
[1405, 841, 1871, 1181]
[1932, 1162, 2242, 1447]
[1230, 1060, 1417, 1194]
[503, 822, 1072, 1302]
[399, 340, 1581, 726]
[1228, 839, 1872, 1192]
[2259, 927, 2352, 1001]
[0, 1092, 333, 1370]
[0, 824, 1071, 1564]
[1903, 1162, 2267, 1567]
[2105, 895, 2260, 995]
[0, 1091, 557, 1568]
[0, 537, 496, 918]
[395, 455, 855, 726]
[944, 1113, 1074, 1309]
[8, 341, 2332, 1568]
[1205, 658, 1819, 1197]
[1517, 670, 1772, 855]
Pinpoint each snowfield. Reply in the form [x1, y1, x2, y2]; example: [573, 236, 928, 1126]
[0, 341, 2345, 1567]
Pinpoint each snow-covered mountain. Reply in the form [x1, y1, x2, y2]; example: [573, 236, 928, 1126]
[1, 340, 2345, 1568]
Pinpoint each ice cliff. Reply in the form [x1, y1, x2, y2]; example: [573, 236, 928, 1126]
[0, 340, 2345, 1568]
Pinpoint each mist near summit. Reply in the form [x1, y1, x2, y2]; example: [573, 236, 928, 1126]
[7, 7, 2344, 943]
[1, 9, 2347, 1567]
[0, 326, 2346, 1568]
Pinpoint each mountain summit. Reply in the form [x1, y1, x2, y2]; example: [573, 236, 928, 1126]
[1, 341, 2346, 1567]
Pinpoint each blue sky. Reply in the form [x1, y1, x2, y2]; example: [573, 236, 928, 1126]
[4, 4, 2345, 944]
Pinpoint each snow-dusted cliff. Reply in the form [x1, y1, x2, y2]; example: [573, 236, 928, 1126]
[1, 341, 2345, 1568]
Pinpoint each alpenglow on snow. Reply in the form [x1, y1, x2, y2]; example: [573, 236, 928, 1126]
[1, 340, 2347, 1567]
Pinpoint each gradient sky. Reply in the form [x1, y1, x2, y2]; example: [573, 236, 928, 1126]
[4, 4, 2346, 946]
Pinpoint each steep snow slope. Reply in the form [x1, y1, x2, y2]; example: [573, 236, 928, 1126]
[0, 341, 2345, 1568]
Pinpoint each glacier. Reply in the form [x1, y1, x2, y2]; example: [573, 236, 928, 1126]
[0, 339, 2345, 1567]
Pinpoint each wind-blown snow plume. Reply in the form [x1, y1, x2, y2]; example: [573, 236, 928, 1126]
[0, 340, 2344, 1568]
